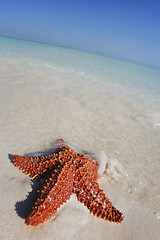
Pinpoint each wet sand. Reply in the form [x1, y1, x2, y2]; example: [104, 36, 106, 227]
[0, 38, 160, 239]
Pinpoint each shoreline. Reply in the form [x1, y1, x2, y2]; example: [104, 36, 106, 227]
[0, 38, 160, 239]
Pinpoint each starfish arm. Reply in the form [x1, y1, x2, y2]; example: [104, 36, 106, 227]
[25, 162, 75, 226]
[13, 153, 62, 179]
[12, 143, 72, 179]
[74, 165, 124, 223]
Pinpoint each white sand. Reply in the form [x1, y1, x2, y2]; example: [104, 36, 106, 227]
[0, 42, 160, 239]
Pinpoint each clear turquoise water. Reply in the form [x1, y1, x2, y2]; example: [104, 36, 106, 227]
[0, 36, 160, 240]
[0, 36, 160, 97]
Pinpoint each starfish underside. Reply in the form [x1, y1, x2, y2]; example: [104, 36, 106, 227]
[13, 140, 124, 226]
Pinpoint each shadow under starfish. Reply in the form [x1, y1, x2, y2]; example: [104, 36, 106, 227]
[12, 139, 124, 226]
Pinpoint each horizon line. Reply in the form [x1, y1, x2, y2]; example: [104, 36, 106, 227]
[0, 34, 159, 70]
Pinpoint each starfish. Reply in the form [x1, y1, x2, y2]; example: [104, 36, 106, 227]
[13, 139, 124, 226]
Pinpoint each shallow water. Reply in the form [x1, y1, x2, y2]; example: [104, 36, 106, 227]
[0, 36, 160, 240]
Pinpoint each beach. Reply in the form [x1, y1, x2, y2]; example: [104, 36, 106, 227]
[0, 36, 160, 240]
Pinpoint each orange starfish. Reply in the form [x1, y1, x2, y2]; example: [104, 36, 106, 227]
[13, 139, 124, 226]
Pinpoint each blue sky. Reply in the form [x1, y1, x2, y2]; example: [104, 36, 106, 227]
[0, 0, 160, 68]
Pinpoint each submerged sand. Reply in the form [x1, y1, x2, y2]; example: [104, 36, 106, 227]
[1, 142, 160, 240]
[0, 47, 160, 239]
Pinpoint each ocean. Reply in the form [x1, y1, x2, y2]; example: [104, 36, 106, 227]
[0, 36, 160, 240]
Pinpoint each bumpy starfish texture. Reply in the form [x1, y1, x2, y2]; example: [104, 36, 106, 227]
[13, 140, 124, 226]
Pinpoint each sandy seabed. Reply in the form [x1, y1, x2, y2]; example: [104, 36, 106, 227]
[1, 141, 160, 240]
[0, 43, 160, 239]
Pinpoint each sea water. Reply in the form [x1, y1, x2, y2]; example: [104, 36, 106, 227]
[0, 36, 160, 239]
